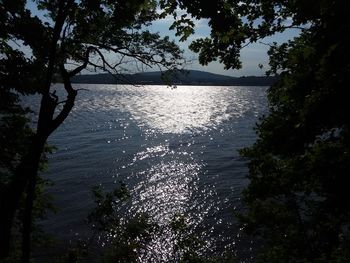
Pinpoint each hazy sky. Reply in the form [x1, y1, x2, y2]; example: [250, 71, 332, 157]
[150, 13, 301, 77]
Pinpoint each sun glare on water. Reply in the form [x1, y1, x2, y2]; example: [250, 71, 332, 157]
[43, 84, 267, 261]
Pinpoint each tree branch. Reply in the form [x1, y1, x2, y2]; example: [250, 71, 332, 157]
[50, 64, 77, 133]
[68, 46, 96, 77]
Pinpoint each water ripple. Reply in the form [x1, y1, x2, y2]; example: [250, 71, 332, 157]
[31, 84, 268, 262]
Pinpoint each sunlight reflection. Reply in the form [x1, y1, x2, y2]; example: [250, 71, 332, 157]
[69, 84, 267, 260]
[117, 85, 249, 134]
[126, 143, 205, 261]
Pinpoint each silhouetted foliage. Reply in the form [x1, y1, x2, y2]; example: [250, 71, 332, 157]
[85, 185, 237, 263]
[170, 214, 238, 263]
[0, 49, 55, 262]
[161, 0, 350, 262]
[0, 0, 183, 261]
[86, 184, 157, 263]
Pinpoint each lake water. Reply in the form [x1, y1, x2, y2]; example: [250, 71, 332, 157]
[38, 84, 268, 261]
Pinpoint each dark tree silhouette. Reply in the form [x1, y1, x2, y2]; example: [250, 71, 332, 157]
[161, 0, 350, 261]
[0, 0, 183, 261]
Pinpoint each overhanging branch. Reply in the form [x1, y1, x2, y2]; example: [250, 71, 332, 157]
[50, 64, 77, 133]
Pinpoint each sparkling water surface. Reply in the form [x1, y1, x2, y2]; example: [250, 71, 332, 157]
[39, 84, 268, 261]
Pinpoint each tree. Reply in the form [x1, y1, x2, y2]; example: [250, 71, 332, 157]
[0, 0, 183, 261]
[85, 185, 237, 262]
[160, 0, 350, 261]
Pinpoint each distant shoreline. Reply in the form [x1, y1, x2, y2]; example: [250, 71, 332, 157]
[67, 83, 271, 87]
[69, 70, 278, 86]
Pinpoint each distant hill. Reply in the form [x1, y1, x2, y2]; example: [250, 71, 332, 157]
[70, 70, 278, 86]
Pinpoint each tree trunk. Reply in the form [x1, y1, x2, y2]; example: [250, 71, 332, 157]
[0, 0, 71, 259]
[22, 165, 39, 263]
[0, 78, 77, 260]
[0, 135, 46, 258]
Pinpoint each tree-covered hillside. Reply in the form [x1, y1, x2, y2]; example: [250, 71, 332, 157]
[70, 70, 278, 86]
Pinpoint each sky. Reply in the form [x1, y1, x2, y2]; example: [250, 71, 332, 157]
[149, 14, 301, 77]
[25, 1, 302, 77]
